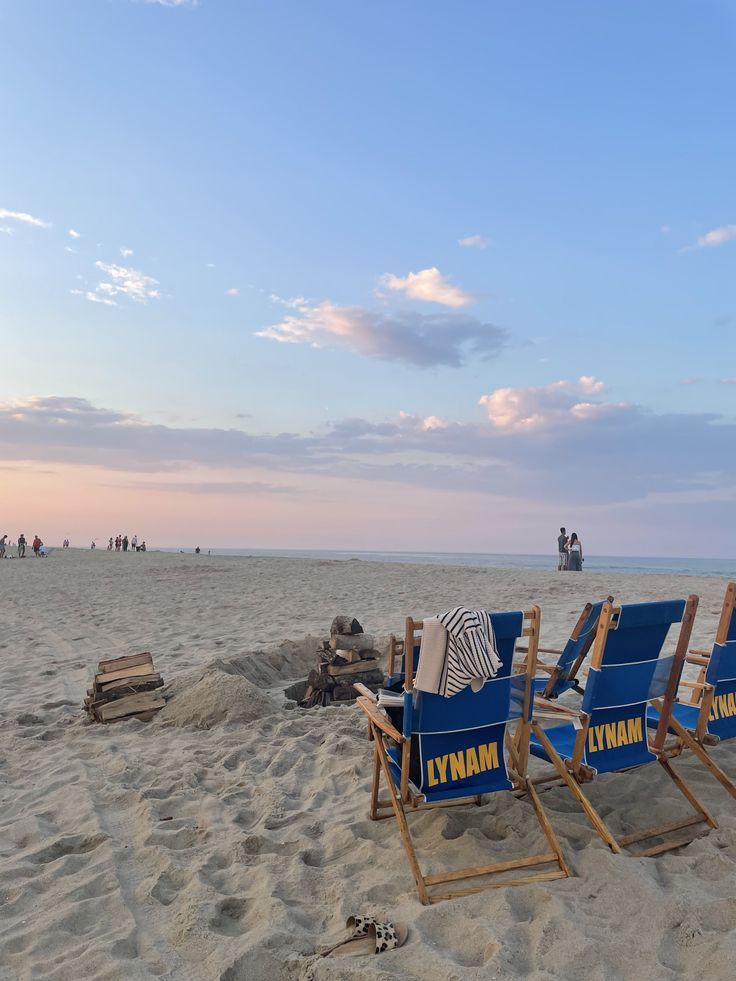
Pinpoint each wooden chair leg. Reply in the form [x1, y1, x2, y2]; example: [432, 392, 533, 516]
[658, 758, 717, 829]
[669, 718, 736, 802]
[531, 723, 621, 853]
[369, 742, 381, 820]
[526, 780, 571, 877]
[371, 724, 430, 905]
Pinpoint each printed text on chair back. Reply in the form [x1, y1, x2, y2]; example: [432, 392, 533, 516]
[407, 611, 524, 800]
[580, 600, 686, 774]
[704, 644, 736, 738]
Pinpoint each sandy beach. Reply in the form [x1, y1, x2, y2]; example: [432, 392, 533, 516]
[1, 549, 735, 980]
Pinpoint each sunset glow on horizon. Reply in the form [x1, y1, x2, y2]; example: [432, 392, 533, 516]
[2, 2, 734, 558]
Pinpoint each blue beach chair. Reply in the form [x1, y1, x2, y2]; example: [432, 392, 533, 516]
[357, 608, 569, 904]
[529, 597, 718, 856]
[516, 598, 613, 699]
[646, 581, 736, 801]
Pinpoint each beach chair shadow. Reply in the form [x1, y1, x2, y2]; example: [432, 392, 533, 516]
[516, 597, 613, 700]
[529, 597, 718, 856]
[646, 581, 736, 801]
[357, 608, 570, 904]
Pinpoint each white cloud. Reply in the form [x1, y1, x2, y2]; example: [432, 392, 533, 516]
[478, 376, 622, 431]
[144, 0, 198, 7]
[0, 208, 50, 229]
[720, 378, 736, 386]
[68, 229, 80, 238]
[256, 300, 508, 367]
[120, 246, 134, 257]
[379, 267, 473, 308]
[695, 224, 736, 249]
[399, 411, 449, 431]
[225, 287, 240, 296]
[0, 226, 13, 236]
[92, 261, 160, 303]
[270, 293, 308, 309]
[85, 291, 117, 307]
[458, 234, 488, 250]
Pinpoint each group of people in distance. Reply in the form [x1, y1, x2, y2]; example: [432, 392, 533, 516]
[557, 526, 584, 571]
[107, 534, 145, 552]
[0, 533, 46, 558]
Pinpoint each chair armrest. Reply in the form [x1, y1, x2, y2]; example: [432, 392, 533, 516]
[689, 648, 711, 658]
[533, 696, 584, 720]
[517, 645, 564, 656]
[686, 655, 710, 667]
[357, 697, 405, 743]
[353, 683, 377, 702]
[679, 680, 709, 691]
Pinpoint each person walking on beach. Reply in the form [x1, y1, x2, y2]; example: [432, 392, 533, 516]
[557, 527, 569, 570]
[122, 535, 129, 552]
[131, 534, 138, 551]
[32, 535, 42, 556]
[17, 533, 26, 558]
[0, 534, 7, 559]
[107, 537, 113, 550]
[115, 535, 121, 552]
[567, 532, 584, 571]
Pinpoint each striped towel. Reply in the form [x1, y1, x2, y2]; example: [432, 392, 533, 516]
[437, 608, 502, 697]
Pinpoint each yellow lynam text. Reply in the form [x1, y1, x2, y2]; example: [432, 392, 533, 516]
[426, 742, 500, 786]
[587, 716, 644, 753]
[709, 692, 736, 721]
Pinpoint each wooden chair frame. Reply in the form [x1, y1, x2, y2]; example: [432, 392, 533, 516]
[653, 581, 736, 801]
[516, 596, 614, 700]
[358, 608, 569, 904]
[530, 596, 718, 857]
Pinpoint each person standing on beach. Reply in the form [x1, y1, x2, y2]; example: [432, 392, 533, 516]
[131, 534, 138, 551]
[122, 535, 129, 552]
[17, 533, 26, 558]
[32, 535, 42, 556]
[557, 527, 569, 570]
[0, 534, 7, 559]
[567, 532, 584, 571]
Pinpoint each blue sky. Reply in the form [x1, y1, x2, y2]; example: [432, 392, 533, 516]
[1, 0, 735, 553]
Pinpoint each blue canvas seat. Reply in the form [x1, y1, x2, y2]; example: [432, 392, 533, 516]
[517, 598, 612, 700]
[646, 581, 736, 801]
[357, 607, 569, 904]
[529, 597, 718, 856]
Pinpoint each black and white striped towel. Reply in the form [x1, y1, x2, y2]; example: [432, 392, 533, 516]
[437, 607, 502, 697]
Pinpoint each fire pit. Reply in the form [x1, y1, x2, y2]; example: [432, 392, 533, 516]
[298, 616, 384, 708]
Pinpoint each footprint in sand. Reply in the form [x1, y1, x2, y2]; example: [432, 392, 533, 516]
[28, 833, 109, 865]
[209, 897, 253, 936]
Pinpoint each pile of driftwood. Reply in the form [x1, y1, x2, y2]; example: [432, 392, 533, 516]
[301, 616, 384, 708]
[84, 653, 165, 723]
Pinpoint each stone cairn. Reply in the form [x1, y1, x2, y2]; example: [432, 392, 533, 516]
[300, 615, 384, 708]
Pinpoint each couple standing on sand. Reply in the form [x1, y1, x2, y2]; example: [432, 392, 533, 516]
[557, 527, 584, 571]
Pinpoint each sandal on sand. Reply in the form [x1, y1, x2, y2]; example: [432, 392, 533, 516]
[319, 916, 408, 957]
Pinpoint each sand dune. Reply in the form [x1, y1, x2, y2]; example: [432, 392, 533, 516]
[1, 550, 735, 979]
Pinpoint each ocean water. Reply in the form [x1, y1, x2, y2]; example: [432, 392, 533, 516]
[161, 548, 735, 579]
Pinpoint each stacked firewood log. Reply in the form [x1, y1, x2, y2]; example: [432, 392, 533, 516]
[84, 652, 165, 723]
[300, 616, 384, 708]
